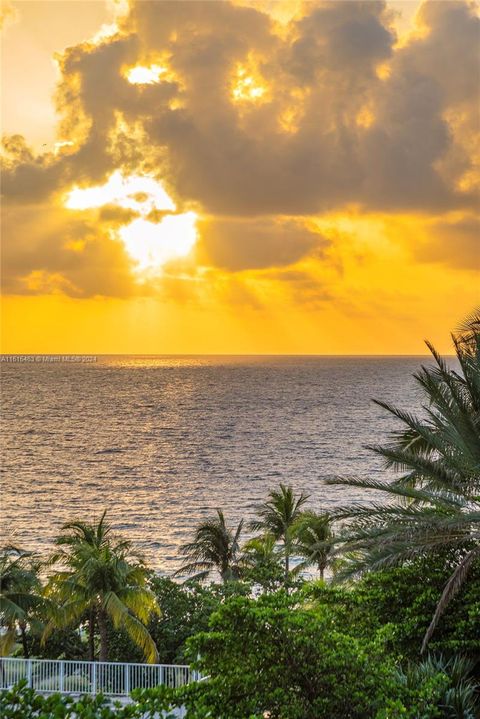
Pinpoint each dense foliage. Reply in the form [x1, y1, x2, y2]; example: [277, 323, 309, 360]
[0, 547, 44, 657]
[185, 591, 394, 719]
[308, 556, 480, 661]
[107, 577, 249, 664]
[182, 591, 479, 719]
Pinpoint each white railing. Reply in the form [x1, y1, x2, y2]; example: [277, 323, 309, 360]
[0, 657, 196, 697]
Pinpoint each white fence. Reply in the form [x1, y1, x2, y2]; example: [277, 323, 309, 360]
[0, 657, 195, 697]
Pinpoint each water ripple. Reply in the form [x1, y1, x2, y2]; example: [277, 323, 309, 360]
[1, 356, 424, 573]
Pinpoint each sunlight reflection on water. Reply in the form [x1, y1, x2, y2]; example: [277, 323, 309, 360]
[1, 355, 429, 573]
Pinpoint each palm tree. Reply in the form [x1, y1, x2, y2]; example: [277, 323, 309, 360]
[0, 546, 43, 658]
[250, 484, 309, 583]
[293, 511, 334, 581]
[240, 534, 284, 591]
[44, 512, 159, 662]
[176, 510, 243, 583]
[327, 310, 480, 652]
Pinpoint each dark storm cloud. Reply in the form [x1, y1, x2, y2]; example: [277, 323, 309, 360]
[4, 0, 479, 215]
[131, 0, 394, 214]
[129, 0, 477, 215]
[1, 135, 68, 203]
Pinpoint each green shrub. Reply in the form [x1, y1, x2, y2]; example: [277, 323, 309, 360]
[182, 591, 396, 719]
[0, 680, 178, 719]
[377, 655, 479, 719]
[308, 557, 480, 661]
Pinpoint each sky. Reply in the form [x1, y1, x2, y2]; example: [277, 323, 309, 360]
[1, 0, 479, 354]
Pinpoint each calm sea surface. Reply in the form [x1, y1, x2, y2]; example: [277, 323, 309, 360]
[1, 356, 428, 573]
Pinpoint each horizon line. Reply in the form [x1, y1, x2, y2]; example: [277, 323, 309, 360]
[0, 352, 456, 358]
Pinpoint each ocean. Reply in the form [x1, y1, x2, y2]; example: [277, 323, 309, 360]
[1, 355, 427, 574]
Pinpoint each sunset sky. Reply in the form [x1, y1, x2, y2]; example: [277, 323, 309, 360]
[1, 0, 478, 354]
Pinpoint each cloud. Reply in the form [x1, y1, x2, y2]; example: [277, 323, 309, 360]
[264, 268, 334, 309]
[1, 203, 135, 298]
[419, 216, 480, 269]
[1, 136, 68, 203]
[198, 217, 325, 270]
[1, 0, 478, 299]
[288, 1, 394, 82]
[360, 0, 480, 211]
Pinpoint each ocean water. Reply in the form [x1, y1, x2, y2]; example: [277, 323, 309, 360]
[1, 355, 427, 573]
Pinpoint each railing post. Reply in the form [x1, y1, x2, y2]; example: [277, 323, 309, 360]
[192, 653, 200, 682]
[92, 662, 96, 695]
[26, 659, 32, 688]
[59, 661, 64, 693]
[124, 664, 129, 695]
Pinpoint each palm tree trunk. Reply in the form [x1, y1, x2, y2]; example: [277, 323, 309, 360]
[19, 621, 29, 659]
[97, 610, 108, 662]
[284, 543, 290, 586]
[88, 608, 96, 661]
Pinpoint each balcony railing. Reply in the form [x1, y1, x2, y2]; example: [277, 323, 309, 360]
[0, 657, 197, 697]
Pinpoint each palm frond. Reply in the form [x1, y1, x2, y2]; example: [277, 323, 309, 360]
[326, 309, 480, 647]
[421, 548, 479, 653]
[103, 591, 158, 663]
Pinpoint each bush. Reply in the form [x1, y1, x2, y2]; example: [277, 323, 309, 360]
[377, 655, 479, 719]
[28, 627, 87, 661]
[183, 591, 396, 719]
[107, 576, 249, 664]
[308, 556, 480, 662]
[0, 681, 178, 719]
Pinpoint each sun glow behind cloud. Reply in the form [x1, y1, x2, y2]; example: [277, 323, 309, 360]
[65, 172, 198, 274]
[231, 61, 268, 103]
[65, 171, 176, 213]
[125, 64, 167, 84]
[119, 213, 198, 274]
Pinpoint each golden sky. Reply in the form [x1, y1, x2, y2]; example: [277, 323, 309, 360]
[1, 0, 479, 354]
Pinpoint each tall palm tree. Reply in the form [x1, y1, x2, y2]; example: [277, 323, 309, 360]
[250, 484, 309, 583]
[327, 310, 480, 652]
[293, 511, 334, 581]
[44, 512, 159, 662]
[0, 546, 43, 657]
[176, 510, 243, 583]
